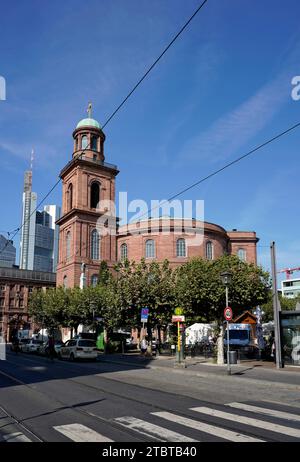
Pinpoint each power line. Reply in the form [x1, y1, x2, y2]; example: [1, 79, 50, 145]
[0, 1, 209, 258]
[65, 120, 300, 259]
[101, 0, 209, 129]
[134, 121, 300, 221]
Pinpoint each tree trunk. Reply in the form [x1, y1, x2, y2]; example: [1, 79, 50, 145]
[217, 324, 224, 365]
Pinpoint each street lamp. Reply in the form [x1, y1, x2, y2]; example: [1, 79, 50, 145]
[220, 271, 232, 375]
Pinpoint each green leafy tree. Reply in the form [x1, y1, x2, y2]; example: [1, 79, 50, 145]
[175, 255, 270, 363]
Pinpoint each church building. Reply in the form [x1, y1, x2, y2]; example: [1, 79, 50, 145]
[56, 109, 259, 289]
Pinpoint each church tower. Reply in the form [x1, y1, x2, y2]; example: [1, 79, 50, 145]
[56, 105, 119, 288]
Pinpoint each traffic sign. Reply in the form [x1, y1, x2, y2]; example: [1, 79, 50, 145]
[141, 307, 149, 323]
[172, 315, 185, 323]
[175, 307, 183, 315]
[224, 307, 233, 321]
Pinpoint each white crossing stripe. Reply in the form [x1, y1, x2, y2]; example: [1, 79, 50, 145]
[115, 416, 197, 442]
[191, 407, 300, 439]
[227, 402, 300, 423]
[3, 432, 32, 442]
[152, 411, 264, 442]
[53, 423, 113, 442]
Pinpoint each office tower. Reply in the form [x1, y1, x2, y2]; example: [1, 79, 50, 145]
[0, 235, 16, 267]
[19, 171, 37, 270]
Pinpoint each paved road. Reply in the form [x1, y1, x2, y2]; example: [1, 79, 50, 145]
[0, 350, 300, 442]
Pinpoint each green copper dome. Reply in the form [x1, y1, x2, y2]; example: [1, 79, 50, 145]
[76, 118, 101, 129]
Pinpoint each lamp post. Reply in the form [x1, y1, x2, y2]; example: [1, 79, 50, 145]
[220, 271, 232, 375]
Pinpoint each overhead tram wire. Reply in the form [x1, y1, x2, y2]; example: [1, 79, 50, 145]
[68, 121, 300, 258]
[0, 1, 209, 258]
[134, 120, 300, 222]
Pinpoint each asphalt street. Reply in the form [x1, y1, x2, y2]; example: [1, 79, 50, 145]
[0, 349, 300, 442]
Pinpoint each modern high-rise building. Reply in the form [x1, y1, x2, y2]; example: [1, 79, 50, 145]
[19, 169, 61, 272]
[44, 205, 61, 272]
[34, 206, 61, 272]
[0, 235, 16, 267]
[19, 171, 37, 270]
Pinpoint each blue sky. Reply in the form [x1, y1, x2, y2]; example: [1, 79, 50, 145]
[0, 0, 300, 281]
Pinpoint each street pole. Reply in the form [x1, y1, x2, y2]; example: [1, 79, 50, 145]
[177, 321, 181, 363]
[270, 242, 283, 368]
[226, 286, 231, 375]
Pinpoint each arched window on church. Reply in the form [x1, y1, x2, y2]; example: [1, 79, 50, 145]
[91, 274, 98, 287]
[145, 239, 155, 259]
[91, 229, 100, 260]
[90, 182, 100, 209]
[91, 136, 98, 151]
[120, 243, 128, 261]
[67, 183, 73, 211]
[66, 232, 71, 260]
[206, 241, 213, 260]
[81, 135, 88, 150]
[63, 275, 68, 288]
[176, 238, 186, 257]
[237, 248, 246, 261]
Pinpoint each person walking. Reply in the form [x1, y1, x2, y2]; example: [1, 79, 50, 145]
[47, 335, 55, 361]
[140, 337, 147, 356]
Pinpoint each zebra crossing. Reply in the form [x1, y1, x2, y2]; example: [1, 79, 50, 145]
[1, 400, 300, 442]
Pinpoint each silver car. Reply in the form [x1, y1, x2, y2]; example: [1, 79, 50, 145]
[21, 338, 44, 354]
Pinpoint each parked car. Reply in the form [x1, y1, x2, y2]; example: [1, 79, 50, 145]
[59, 339, 98, 361]
[39, 340, 64, 357]
[20, 338, 44, 354]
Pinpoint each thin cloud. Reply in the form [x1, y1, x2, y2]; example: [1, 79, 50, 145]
[178, 71, 291, 165]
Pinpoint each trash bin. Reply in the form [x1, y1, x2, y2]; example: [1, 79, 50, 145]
[229, 350, 237, 364]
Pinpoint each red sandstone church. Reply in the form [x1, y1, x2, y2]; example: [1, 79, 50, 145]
[56, 111, 258, 288]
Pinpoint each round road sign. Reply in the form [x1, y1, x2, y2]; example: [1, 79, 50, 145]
[224, 307, 233, 321]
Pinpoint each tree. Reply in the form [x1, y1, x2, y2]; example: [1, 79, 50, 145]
[113, 259, 176, 339]
[261, 293, 300, 322]
[28, 287, 70, 332]
[175, 255, 270, 363]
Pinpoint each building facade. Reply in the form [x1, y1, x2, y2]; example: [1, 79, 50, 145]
[56, 112, 259, 288]
[33, 206, 61, 273]
[0, 235, 16, 268]
[117, 219, 258, 266]
[281, 278, 300, 298]
[0, 266, 56, 342]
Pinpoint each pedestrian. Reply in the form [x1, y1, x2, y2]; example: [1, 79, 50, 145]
[12, 336, 20, 354]
[271, 340, 276, 363]
[47, 335, 55, 361]
[140, 338, 147, 356]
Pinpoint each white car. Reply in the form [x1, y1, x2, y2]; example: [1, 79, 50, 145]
[59, 339, 98, 361]
[20, 338, 44, 353]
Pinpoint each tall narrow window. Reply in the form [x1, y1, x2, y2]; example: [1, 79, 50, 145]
[176, 238, 186, 257]
[66, 232, 71, 259]
[63, 276, 68, 288]
[91, 136, 98, 150]
[206, 241, 213, 260]
[67, 183, 73, 211]
[237, 248, 246, 261]
[120, 243, 128, 260]
[91, 229, 100, 260]
[91, 182, 100, 209]
[145, 239, 155, 258]
[81, 135, 88, 149]
[91, 274, 98, 287]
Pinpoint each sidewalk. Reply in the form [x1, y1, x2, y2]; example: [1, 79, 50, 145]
[97, 352, 300, 389]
